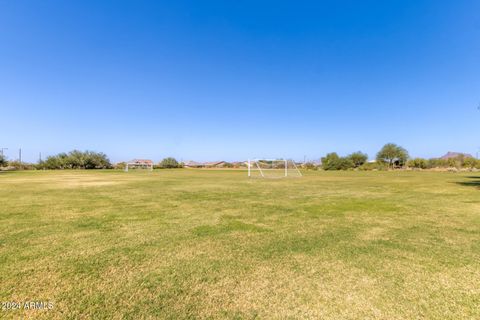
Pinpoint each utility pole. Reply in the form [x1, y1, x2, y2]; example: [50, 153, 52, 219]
[19, 148, 22, 168]
[0, 147, 7, 157]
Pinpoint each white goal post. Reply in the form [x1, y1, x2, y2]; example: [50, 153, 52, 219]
[247, 159, 302, 178]
[125, 159, 153, 172]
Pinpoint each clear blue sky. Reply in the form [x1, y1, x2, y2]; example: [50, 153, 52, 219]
[1, 0, 479, 163]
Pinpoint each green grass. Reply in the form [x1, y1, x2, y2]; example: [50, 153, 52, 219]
[0, 169, 479, 319]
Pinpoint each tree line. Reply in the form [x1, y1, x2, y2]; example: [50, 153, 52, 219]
[114, 157, 184, 170]
[0, 150, 112, 170]
[0, 152, 186, 170]
[308, 143, 480, 171]
[318, 143, 408, 170]
[40, 150, 112, 169]
[1, 144, 479, 171]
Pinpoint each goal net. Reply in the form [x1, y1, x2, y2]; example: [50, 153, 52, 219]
[247, 159, 302, 178]
[125, 159, 153, 172]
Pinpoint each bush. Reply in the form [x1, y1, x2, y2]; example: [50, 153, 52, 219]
[463, 157, 479, 169]
[303, 162, 318, 170]
[427, 158, 447, 168]
[41, 150, 112, 169]
[347, 152, 368, 168]
[376, 143, 409, 168]
[358, 162, 388, 171]
[0, 155, 7, 167]
[114, 162, 127, 170]
[223, 162, 234, 168]
[159, 157, 179, 169]
[321, 153, 355, 170]
[446, 157, 461, 169]
[321, 153, 339, 170]
[407, 158, 428, 169]
[4, 160, 36, 170]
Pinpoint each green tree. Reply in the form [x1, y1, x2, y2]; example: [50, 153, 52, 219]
[0, 154, 7, 167]
[447, 158, 460, 168]
[42, 150, 112, 169]
[68, 150, 86, 169]
[376, 143, 409, 168]
[321, 153, 340, 170]
[321, 153, 355, 170]
[114, 162, 127, 170]
[160, 157, 179, 168]
[43, 155, 63, 169]
[83, 151, 112, 169]
[347, 152, 368, 168]
[407, 158, 428, 169]
[462, 157, 478, 169]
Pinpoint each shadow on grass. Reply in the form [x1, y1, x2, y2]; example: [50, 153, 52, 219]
[455, 176, 480, 189]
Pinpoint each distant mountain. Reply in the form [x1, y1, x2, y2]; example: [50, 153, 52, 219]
[440, 152, 473, 160]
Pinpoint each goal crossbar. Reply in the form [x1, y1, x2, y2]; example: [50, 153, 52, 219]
[247, 159, 302, 178]
[125, 159, 153, 172]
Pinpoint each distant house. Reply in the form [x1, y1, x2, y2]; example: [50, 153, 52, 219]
[440, 152, 473, 160]
[232, 161, 247, 168]
[183, 161, 227, 168]
[184, 161, 204, 168]
[204, 161, 226, 168]
[125, 159, 154, 171]
[128, 159, 154, 165]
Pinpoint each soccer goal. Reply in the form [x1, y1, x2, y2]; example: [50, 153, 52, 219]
[247, 159, 302, 178]
[125, 159, 154, 172]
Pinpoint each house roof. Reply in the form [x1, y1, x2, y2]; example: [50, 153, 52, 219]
[204, 161, 225, 166]
[128, 159, 153, 165]
[184, 160, 226, 167]
[184, 161, 204, 166]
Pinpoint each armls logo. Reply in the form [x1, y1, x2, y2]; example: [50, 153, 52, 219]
[2, 301, 54, 311]
[23, 301, 54, 310]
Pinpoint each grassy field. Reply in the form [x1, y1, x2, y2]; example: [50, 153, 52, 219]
[0, 169, 479, 319]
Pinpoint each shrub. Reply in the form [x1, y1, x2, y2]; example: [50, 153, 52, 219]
[376, 143, 409, 168]
[84, 151, 112, 169]
[223, 162, 234, 168]
[303, 162, 318, 170]
[321, 153, 339, 170]
[358, 161, 388, 171]
[42, 155, 64, 169]
[114, 162, 127, 170]
[347, 152, 368, 168]
[407, 158, 428, 169]
[427, 158, 447, 168]
[0, 155, 7, 167]
[462, 157, 479, 169]
[321, 153, 355, 170]
[159, 157, 179, 168]
[447, 157, 461, 168]
[41, 150, 112, 169]
[4, 160, 36, 170]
